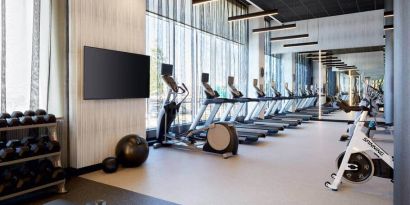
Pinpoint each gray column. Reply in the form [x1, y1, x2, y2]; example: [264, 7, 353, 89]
[394, 0, 410, 204]
[384, 0, 394, 125]
[384, 31, 394, 124]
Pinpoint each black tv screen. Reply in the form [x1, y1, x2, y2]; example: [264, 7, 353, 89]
[83, 46, 150, 100]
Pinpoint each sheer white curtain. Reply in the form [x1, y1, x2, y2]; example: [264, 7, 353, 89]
[0, 0, 51, 113]
[146, 0, 248, 128]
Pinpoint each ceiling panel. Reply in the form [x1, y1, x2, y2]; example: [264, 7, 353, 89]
[249, 0, 384, 22]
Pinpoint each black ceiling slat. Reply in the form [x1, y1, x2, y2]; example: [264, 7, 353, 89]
[297, 0, 316, 19]
[277, 0, 303, 21]
[250, 0, 384, 22]
[356, 0, 361, 11]
[317, 0, 330, 15]
[336, 0, 345, 14]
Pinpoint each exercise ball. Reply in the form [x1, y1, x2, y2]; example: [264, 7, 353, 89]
[102, 157, 118, 173]
[115, 134, 149, 167]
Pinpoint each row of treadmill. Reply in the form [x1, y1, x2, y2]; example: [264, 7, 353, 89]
[154, 65, 338, 158]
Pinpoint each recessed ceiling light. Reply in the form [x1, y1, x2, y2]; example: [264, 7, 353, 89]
[253, 24, 297, 34]
[283, 41, 318, 47]
[228, 10, 278, 22]
[270, 34, 309, 42]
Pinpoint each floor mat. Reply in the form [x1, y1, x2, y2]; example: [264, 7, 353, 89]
[1, 177, 178, 205]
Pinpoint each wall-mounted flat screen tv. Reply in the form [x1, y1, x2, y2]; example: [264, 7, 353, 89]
[83, 46, 150, 100]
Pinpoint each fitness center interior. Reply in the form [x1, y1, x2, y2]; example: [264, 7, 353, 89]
[0, 0, 409, 204]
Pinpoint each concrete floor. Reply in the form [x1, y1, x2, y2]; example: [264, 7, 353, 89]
[82, 112, 393, 205]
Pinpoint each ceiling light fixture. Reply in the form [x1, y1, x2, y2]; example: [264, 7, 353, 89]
[283, 41, 318, 48]
[192, 0, 218, 5]
[321, 60, 342, 63]
[253, 24, 297, 34]
[336, 66, 357, 69]
[384, 11, 394, 18]
[384, 25, 394, 30]
[270, 34, 309, 42]
[228, 10, 279, 22]
[334, 69, 359, 72]
[309, 56, 337, 60]
[307, 53, 333, 57]
[324, 63, 346, 66]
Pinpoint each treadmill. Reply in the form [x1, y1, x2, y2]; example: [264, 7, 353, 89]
[218, 76, 282, 135]
[261, 81, 304, 124]
[248, 79, 300, 127]
[278, 83, 315, 120]
[192, 73, 264, 143]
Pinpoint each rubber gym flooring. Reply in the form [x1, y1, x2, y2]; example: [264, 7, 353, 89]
[2, 177, 176, 205]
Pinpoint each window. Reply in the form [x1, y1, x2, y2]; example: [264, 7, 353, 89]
[146, 0, 249, 129]
[264, 21, 284, 96]
[0, 0, 51, 113]
[295, 54, 313, 96]
[327, 68, 337, 96]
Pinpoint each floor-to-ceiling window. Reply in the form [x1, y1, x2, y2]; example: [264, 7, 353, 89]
[295, 54, 313, 96]
[264, 21, 284, 97]
[146, 0, 248, 129]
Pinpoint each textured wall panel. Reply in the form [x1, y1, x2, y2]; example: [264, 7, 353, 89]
[69, 0, 146, 168]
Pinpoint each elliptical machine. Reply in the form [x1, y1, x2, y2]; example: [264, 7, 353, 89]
[325, 84, 393, 191]
[154, 64, 239, 159]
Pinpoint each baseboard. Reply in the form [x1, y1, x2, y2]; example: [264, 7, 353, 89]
[66, 164, 102, 177]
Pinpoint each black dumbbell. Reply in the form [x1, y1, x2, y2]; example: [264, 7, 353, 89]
[0, 142, 15, 161]
[6, 118, 19, 127]
[44, 114, 57, 123]
[14, 164, 35, 191]
[39, 136, 61, 153]
[0, 119, 7, 128]
[21, 137, 47, 156]
[24, 110, 36, 117]
[37, 159, 54, 184]
[0, 168, 17, 196]
[35, 109, 47, 116]
[6, 140, 31, 159]
[19, 116, 34, 125]
[0, 113, 11, 119]
[11, 111, 24, 119]
[51, 167, 65, 181]
[32, 115, 46, 124]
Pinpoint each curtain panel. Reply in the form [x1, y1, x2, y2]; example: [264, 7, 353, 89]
[0, 0, 52, 113]
[295, 54, 313, 96]
[264, 21, 284, 97]
[146, 0, 249, 128]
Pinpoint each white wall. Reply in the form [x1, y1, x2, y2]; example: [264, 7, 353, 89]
[69, 0, 146, 168]
[269, 10, 385, 54]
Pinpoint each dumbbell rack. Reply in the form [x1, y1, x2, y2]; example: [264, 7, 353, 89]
[0, 122, 67, 201]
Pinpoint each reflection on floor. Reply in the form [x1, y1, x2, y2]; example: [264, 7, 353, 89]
[320, 110, 356, 121]
[320, 110, 386, 123]
[82, 120, 393, 205]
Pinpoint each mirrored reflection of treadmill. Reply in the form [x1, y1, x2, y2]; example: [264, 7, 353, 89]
[249, 79, 300, 127]
[257, 81, 303, 125]
[191, 73, 263, 143]
[218, 77, 281, 135]
[279, 83, 315, 120]
[297, 85, 338, 114]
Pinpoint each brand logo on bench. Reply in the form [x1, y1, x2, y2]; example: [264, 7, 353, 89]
[363, 137, 384, 156]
